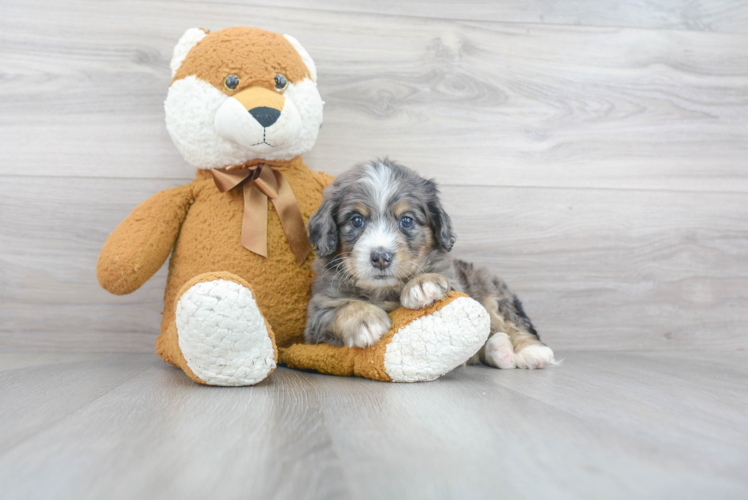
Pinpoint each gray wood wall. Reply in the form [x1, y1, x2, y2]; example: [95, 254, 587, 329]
[1, 0, 747, 352]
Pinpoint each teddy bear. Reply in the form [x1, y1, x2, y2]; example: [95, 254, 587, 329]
[96, 26, 490, 386]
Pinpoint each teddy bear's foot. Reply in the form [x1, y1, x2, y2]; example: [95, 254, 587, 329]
[173, 272, 278, 386]
[381, 292, 490, 382]
[281, 292, 490, 382]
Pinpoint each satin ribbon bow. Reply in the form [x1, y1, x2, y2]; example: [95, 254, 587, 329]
[211, 162, 311, 265]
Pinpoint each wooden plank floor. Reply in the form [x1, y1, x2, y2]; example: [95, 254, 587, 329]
[0, 351, 746, 499]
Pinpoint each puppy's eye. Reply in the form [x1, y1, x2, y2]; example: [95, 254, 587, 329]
[351, 216, 364, 229]
[224, 74, 240, 91]
[400, 216, 414, 229]
[274, 74, 288, 91]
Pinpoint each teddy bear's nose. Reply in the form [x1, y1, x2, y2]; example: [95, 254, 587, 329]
[249, 106, 281, 128]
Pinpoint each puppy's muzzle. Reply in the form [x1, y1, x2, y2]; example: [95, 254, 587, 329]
[370, 247, 393, 270]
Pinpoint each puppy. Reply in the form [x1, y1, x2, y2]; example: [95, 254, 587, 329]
[305, 159, 555, 369]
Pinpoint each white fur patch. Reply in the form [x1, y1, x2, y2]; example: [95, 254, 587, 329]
[353, 220, 400, 287]
[352, 163, 402, 285]
[384, 297, 490, 382]
[170, 28, 207, 77]
[281, 78, 324, 159]
[283, 34, 317, 81]
[362, 163, 396, 214]
[483, 332, 517, 369]
[357, 221, 398, 257]
[165, 76, 323, 168]
[176, 279, 276, 386]
[514, 344, 556, 370]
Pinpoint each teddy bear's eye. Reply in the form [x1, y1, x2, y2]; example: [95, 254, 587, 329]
[224, 74, 239, 91]
[274, 74, 288, 91]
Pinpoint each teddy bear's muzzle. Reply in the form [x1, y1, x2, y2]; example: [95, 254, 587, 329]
[214, 85, 302, 152]
[232, 86, 285, 117]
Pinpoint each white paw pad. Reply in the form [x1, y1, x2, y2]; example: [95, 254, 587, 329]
[421, 282, 444, 305]
[348, 320, 389, 348]
[401, 278, 448, 309]
[176, 279, 276, 386]
[514, 344, 555, 370]
[384, 297, 491, 382]
[483, 332, 517, 369]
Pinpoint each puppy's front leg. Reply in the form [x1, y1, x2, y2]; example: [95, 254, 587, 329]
[401, 273, 451, 309]
[335, 301, 392, 348]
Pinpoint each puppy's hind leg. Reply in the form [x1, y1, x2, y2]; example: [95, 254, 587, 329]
[481, 282, 555, 370]
[496, 319, 555, 370]
[480, 331, 517, 369]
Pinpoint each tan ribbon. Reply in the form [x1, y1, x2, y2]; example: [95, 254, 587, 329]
[211, 162, 311, 265]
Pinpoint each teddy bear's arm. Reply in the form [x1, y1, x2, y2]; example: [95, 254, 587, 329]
[97, 184, 194, 295]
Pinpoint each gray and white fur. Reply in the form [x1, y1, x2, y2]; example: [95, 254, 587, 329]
[305, 159, 555, 369]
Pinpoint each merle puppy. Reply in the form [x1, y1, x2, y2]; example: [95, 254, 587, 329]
[305, 159, 555, 369]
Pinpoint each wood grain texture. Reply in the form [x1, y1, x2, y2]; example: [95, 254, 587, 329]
[0, 0, 747, 192]
[0, 352, 746, 499]
[0, 355, 348, 500]
[2, 177, 746, 352]
[0, 177, 180, 352]
[216, 0, 748, 33]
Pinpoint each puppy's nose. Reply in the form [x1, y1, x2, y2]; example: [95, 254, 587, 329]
[370, 248, 393, 270]
[249, 106, 281, 128]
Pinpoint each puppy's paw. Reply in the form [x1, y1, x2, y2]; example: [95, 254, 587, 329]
[401, 273, 451, 309]
[482, 332, 517, 369]
[514, 344, 555, 369]
[335, 301, 392, 348]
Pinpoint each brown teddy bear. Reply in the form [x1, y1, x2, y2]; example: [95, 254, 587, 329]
[97, 26, 490, 386]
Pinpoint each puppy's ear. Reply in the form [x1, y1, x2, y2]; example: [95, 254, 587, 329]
[428, 195, 456, 252]
[308, 190, 339, 257]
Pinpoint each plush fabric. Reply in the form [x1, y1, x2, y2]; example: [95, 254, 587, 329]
[281, 292, 491, 382]
[281, 292, 473, 381]
[172, 27, 311, 90]
[170, 272, 278, 386]
[97, 184, 193, 295]
[96, 26, 490, 386]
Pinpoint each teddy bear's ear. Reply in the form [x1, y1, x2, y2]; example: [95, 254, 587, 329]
[283, 34, 317, 82]
[170, 28, 209, 78]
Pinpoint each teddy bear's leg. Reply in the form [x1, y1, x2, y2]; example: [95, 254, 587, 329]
[157, 272, 278, 386]
[280, 292, 490, 382]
